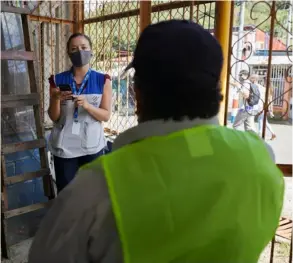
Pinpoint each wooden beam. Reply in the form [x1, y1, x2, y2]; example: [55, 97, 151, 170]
[1, 156, 8, 211]
[1, 139, 46, 155]
[1, 51, 35, 61]
[84, 8, 139, 24]
[4, 168, 50, 185]
[140, 1, 152, 33]
[22, 14, 55, 199]
[4, 201, 52, 219]
[28, 15, 74, 25]
[80, 1, 84, 33]
[1, 93, 40, 108]
[84, 1, 213, 24]
[1, 3, 31, 15]
[73, 1, 84, 33]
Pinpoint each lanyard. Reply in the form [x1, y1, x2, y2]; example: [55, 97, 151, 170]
[71, 68, 91, 120]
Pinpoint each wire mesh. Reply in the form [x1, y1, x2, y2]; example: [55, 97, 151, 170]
[84, 1, 139, 134]
[2, 1, 74, 130]
[151, 1, 215, 30]
[29, 1, 73, 128]
[84, 1, 216, 134]
[1, 12, 36, 140]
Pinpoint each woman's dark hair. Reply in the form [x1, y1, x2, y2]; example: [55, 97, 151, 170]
[134, 73, 223, 122]
[66, 33, 92, 53]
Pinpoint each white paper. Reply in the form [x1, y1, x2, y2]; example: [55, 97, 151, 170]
[72, 122, 81, 135]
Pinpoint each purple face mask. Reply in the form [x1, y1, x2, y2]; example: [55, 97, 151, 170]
[69, 50, 92, 67]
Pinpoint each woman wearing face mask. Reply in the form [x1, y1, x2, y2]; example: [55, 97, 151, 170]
[48, 33, 112, 193]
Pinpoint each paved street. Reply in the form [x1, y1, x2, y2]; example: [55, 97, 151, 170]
[266, 123, 292, 164]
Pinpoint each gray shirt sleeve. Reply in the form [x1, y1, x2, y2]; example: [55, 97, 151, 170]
[28, 167, 122, 263]
[28, 140, 275, 263]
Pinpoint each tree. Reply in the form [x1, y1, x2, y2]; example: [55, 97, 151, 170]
[234, 1, 291, 42]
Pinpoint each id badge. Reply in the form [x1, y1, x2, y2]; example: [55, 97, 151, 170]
[72, 121, 81, 135]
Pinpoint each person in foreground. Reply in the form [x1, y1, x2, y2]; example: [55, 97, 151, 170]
[29, 20, 284, 263]
[48, 33, 112, 193]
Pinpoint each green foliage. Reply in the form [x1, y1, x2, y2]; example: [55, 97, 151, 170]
[234, 1, 291, 41]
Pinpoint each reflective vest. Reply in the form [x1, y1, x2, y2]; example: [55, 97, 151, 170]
[86, 125, 284, 263]
[49, 69, 106, 158]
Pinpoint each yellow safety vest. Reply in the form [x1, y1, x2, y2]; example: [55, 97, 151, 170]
[85, 125, 284, 263]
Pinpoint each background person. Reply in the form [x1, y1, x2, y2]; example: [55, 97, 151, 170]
[231, 70, 259, 132]
[254, 76, 276, 140]
[48, 33, 112, 193]
[29, 20, 284, 263]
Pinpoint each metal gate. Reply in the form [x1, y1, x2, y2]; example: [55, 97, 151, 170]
[227, 2, 292, 262]
[1, 1, 292, 262]
[83, 2, 292, 263]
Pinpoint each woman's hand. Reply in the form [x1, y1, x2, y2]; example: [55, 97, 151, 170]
[73, 95, 90, 110]
[74, 77, 112, 122]
[51, 88, 72, 101]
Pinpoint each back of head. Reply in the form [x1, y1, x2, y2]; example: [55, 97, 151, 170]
[126, 20, 224, 122]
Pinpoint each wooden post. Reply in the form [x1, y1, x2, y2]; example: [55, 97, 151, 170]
[214, 1, 232, 125]
[73, 0, 84, 33]
[140, 1, 151, 33]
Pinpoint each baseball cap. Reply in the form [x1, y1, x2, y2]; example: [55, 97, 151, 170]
[239, 69, 250, 82]
[122, 20, 223, 83]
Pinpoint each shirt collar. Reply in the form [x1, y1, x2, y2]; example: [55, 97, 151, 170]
[112, 116, 219, 150]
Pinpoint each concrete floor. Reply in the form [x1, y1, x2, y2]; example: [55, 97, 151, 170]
[2, 238, 32, 263]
